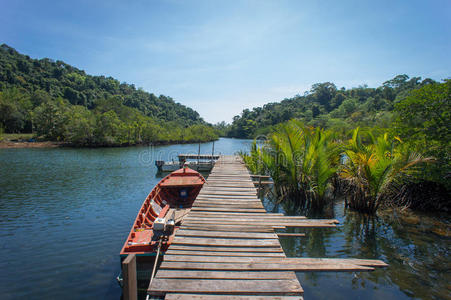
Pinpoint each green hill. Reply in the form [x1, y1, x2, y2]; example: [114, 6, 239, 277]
[0, 44, 217, 145]
[227, 75, 437, 138]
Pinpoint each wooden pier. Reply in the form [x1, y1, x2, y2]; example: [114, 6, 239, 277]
[147, 155, 387, 299]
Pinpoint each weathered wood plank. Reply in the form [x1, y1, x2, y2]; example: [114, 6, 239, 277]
[190, 207, 267, 213]
[172, 237, 281, 247]
[188, 212, 284, 217]
[167, 245, 284, 252]
[202, 187, 257, 190]
[149, 279, 303, 295]
[184, 218, 337, 224]
[193, 200, 263, 204]
[180, 225, 282, 232]
[122, 254, 137, 300]
[159, 261, 375, 272]
[157, 270, 296, 280]
[164, 250, 285, 257]
[196, 194, 258, 198]
[175, 230, 278, 239]
[205, 183, 254, 186]
[193, 200, 262, 203]
[182, 220, 337, 228]
[181, 223, 286, 229]
[276, 233, 306, 237]
[192, 203, 264, 208]
[185, 216, 307, 221]
[164, 294, 303, 300]
[162, 256, 388, 267]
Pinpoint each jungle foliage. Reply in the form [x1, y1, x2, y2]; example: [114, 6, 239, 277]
[238, 77, 450, 213]
[241, 122, 434, 214]
[228, 75, 436, 139]
[0, 44, 218, 145]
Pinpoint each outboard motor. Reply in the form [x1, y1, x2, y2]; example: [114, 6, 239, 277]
[155, 160, 165, 172]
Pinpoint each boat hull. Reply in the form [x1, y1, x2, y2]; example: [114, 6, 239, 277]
[120, 167, 205, 257]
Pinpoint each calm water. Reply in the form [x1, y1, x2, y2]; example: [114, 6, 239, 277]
[0, 138, 449, 299]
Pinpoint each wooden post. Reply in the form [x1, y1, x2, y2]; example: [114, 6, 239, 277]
[122, 254, 137, 300]
[198, 143, 201, 168]
[211, 141, 215, 167]
[258, 176, 262, 194]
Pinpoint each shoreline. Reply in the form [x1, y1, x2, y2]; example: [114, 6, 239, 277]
[0, 141, 62, 149]
[0, 138, 224, 149]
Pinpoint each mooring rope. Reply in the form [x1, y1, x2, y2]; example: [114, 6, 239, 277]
[146, 237, 163, 300]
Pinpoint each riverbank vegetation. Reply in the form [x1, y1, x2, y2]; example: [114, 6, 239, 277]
[0, 44, 218, 146]
[241, 79, 450, 214]
[227, 74, 438, 139]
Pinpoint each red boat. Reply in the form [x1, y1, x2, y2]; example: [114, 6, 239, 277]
[120, 167, 205, 257]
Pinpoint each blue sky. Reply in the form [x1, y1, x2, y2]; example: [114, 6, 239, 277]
[1, 0, 450, 123]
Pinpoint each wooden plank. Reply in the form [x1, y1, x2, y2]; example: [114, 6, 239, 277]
[149, 279, 303, 295]
[167, 245, 284, 252]
[200, 189, 257, 192]
[157, 270, 296, 280]
[193, 200, 262, 204]
[277, 233, 306, 237]
[195, 199, 259, 202]
[164, 250, 285, 257]
[193, 200, 263, 204]
[190, 208, 267, 213]
[196, 195, 258, 199]
[181, 225, 282, 232]
[203, 182, 253, 184]
[202, 187, 257, 190]
[184, 218, 293, 223]
[208, 174, 253, 177]
[172, 237, 281, 247]
[185, 216, 307, 221]
[159, 261, 375, 272]
[197, 192, 258, 199]
[205, 181, 255, 185]
[182, 220, 337, 228]
[175, 230, 278, 239]
[162, 256, 388, 267]
[181, 223, 286, 229]
[122, 254, 137, 300]
[165, 294, 303, 300]
[204, 186, 255, 189]
[197, 193, 258, 197]
[191, 206, 264, 210]
[184, 218, 337, 224]
[250, 175, 271, 179]
[196, 196, 258, 200]
[193, 203, 263, 208]
[191, 205, 264, 208]
[188, 212, 284, 217]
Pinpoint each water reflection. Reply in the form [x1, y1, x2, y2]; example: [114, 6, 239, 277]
[263, 188, 451, 300]
[0, 138, 448, 300]
[0, 138, 252, 300]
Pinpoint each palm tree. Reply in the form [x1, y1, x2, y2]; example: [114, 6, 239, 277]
[297, 126, 341, 208]
[340, 128, 432, 213]
[241, 120, 339, 209]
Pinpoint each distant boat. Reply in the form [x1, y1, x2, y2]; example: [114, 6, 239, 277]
[155, 154, 220, 172]
[120, 166, 205, 257]
[155, 142, 219, 172]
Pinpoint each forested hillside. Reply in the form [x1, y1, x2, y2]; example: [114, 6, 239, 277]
[0, 44, 218, 145]
[238, 78, 450, 202]
[228, 75, 436, 138]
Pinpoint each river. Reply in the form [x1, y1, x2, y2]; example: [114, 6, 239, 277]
[0, 138, 449, 299]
